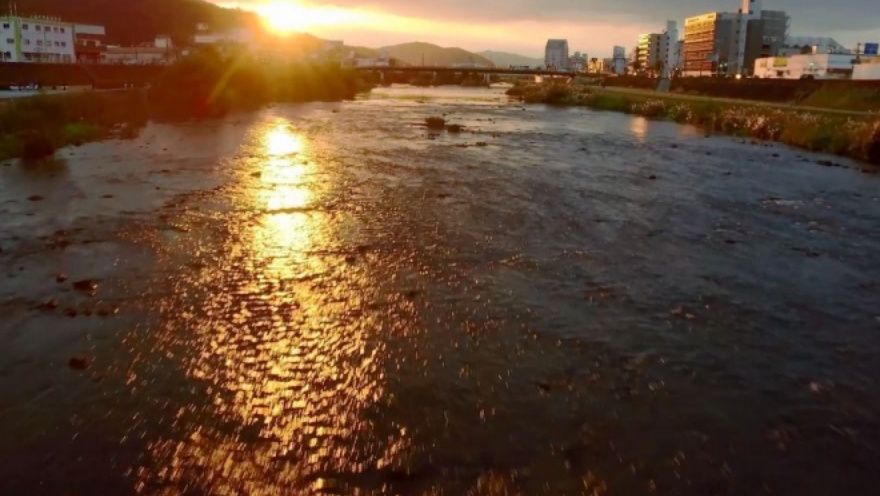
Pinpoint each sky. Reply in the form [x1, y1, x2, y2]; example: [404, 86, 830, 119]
[215, 0, 880, 58]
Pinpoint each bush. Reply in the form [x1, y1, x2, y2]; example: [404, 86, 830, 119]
[20, 131, 56, 160]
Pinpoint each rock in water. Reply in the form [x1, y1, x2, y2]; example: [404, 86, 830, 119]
[69, 355, 89, 371]
[72, 280, 98, 291]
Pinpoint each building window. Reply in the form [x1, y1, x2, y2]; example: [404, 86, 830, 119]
[2, 23, 9, 29]
[22, 24, 28, 30]
[23, 39, 29, 45]
[5, 38, 12, 44]
[36, 40, 42, 46]
[55, 41, 60, 47]
[61, 41, 66, 47]
[36, 25, 41, 31]
[60, 27, 65, 33]
[54, 27, 59, 33]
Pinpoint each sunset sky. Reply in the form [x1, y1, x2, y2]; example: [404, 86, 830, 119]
[215, 0, 880, 58]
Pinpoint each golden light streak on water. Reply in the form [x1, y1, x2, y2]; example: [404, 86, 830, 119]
[134, 117, 401, 495]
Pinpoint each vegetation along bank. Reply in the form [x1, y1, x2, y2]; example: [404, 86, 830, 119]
[1, 51, 373, 162]
[507, 82, 880, 166]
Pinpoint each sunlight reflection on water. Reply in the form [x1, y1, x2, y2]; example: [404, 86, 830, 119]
[135, 117, 401, 495]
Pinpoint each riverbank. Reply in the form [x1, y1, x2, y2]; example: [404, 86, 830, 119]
[508, 82, 880, 166]
[0, 91, 148, 162]
[0, 54, 373, 161]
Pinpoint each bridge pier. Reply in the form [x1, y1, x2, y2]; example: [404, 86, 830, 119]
[484, 72, 491, 86]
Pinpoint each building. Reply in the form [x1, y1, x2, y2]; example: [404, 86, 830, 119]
[545, 39, 569, 69]
[193, 28, 255, 49]
[742, 9, 789, 74]
[853, 58, 880, 80]
[0, 15, 76, 63]
[568, 51, 588, 72]
[753, 53, 855, 79]
[682, 12, 737, 75]
[101, 36, 176, 65]
[662, 21, 680, 75]
[637, 33, 663, 72]
[611, 46, 627, 74]
[682, 0, 789, 76]
[73, 23, 106, 63]
[636, 21, 679, 75]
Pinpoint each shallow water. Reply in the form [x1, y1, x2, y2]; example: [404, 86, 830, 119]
[1, 85, 879, 495]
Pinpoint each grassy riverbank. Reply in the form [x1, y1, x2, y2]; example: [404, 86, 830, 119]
[0, 91, 148, 161]
[509, 82, 880, 165]
[0, 52, 374, 161]
[149, 50, 372, 119]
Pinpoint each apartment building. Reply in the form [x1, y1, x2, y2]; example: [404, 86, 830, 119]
[545, 39, 569, 69]
[0, 15, 75, 63]
[637, 33, 663, 71]
[637, 21, 680, 75]
[682, 0, 788, 76]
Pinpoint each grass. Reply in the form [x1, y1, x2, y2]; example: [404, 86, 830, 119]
[0, 51, 376, 160]
[507, 82, 880, 165]
[0, 91, 149, 161]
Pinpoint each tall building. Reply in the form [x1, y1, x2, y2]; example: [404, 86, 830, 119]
[662, 21, 680, 75]
[612, 45, 627, 74]
[682, 0, 787, 76]
[743, 9, 789, 74]
[636, 21, 679, 75]
[637, 33, 663, 71]
[545, 39, 569, 69]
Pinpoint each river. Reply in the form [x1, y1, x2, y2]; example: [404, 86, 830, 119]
[1, 85, 879, 495]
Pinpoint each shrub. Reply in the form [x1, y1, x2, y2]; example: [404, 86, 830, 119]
[20, 131, 56, 160]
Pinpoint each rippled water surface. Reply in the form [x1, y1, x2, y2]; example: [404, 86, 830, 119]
[2, 86, 880, 495]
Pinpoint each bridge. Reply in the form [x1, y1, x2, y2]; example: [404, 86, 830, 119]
[353, 65, 577, 84]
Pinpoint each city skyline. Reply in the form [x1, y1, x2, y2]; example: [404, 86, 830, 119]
[216, 0, 880, 57]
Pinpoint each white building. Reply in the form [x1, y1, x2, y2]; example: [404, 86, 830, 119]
[662, 21, 680, 75]
[1, 15, 76, 63]
[753, 53, 855, 79]
[193, 28, 255, 48]
[853, 59, 880, 80]
[545, 39, 569, 69]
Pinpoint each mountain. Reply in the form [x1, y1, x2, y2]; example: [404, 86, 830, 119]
[14, 0, 261, 45]
[478, 51, 543, 68]
[380, 42, 493, 67]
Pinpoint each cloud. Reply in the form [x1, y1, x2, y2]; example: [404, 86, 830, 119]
[284, 0, 879, 32]
[221, 0, 880, 55]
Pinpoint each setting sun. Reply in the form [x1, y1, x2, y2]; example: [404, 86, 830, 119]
[257, 1, 360, 34]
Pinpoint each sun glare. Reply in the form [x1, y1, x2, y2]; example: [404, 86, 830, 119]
[258, 1, 360, 34]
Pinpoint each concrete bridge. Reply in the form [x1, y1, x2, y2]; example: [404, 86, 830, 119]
[353, 65, 577, 84]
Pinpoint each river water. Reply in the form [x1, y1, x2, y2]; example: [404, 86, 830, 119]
[1, 85, 879, 495]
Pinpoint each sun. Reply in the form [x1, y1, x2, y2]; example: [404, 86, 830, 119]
[259, 1, 310, 33]
[258, 1, 359, 34]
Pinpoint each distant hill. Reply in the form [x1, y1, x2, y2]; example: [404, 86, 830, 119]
[380, 42, 493, 67]
[15, 0, 261, 45]
[478, 51, 543, 68]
